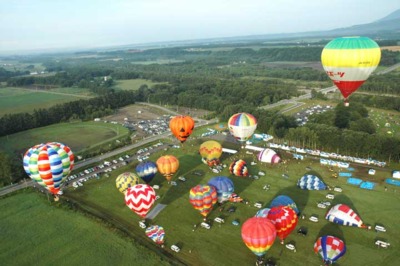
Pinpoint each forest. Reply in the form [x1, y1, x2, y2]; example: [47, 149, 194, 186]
[1, 43, 400, 185]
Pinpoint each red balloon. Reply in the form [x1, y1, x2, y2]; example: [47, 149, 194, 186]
[267, 206, 298, 242]
[241, 217, 277, 257]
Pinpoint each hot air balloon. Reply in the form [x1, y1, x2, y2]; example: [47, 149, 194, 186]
[258, 148, 281, 164]
[189, 185, 217, 218]
[241, 217, 276, 262]
[125, 184, 156, 218]
[23, 142, 74, 195]
[207, 176, 234, 203]
[270, 195, 300, 215]
[136, 161, 158, 183]
[255, 208, 271, 218]
[229, 159, 249, 177]
[145, 225, 165, 245]
[314, 235, 346, 265]
[325, 204, 366, 228]
[116, 172, 140, 194]
[267, 206, 298, 244]
[228, 113, 257, 143]
[169, 115, 195, 143]
[321, 36, 381, 105]
[199, 140, 223, 166]
[297, 174, 327, 190]
[156, 155, 179, 182]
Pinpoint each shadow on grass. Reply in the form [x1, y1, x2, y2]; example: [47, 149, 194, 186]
[316, 222, 346, 243]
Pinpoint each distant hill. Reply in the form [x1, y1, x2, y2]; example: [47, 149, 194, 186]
[120, 9, 400, 50]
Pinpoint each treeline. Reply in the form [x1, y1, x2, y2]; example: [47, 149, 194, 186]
[0, 90, 138, 137]
[0, 67, 29, 81]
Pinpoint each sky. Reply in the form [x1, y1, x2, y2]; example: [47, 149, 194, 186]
[0, 0, 399, 53]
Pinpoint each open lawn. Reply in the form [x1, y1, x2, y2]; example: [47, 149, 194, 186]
[0, 190, 169, 266]
[114, 79, 166, 91]
[0, 121, 129, 156]
[62, 136, 399, 266]
[0, 87, 93, 116]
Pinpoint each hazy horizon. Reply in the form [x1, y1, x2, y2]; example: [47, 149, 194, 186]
[1, 0, 399, 54]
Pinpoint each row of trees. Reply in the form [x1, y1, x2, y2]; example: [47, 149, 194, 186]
[0, 90, 138, 137]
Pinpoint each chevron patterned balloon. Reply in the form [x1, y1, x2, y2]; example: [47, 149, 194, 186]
[125, 184, 156, 218]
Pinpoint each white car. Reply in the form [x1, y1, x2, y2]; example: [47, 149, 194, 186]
[178, 176, 186, 182]
[170, 181, 177, 186]
[201, 222, 211, 229]
[326, 194, 335, 200]
[333, 187, 342, 192]
[214, 217, 225, 224]
[375, 225, 386, 232]
[309, 215, 319, 222]
[254, 202, 262, 209]
[317, 203, 327, 209]
[153, 185, 160, 190]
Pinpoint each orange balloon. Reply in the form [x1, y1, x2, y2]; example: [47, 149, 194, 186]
[156, 155, 179, 181]
[169, 115, 195, 143]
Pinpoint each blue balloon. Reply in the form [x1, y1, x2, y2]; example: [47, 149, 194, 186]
[270, 195, 300, 214]
[136, 161, 157, 183]
[207, 176, 234, 203]
[297, 174, 327, 190]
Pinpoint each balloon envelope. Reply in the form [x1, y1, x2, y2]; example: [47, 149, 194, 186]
[189, 185, 217, 217]
[169, 115, 195, 143]
[258, 148, 281, 164]
[125, 184, 156, 218]
[267, 206, 298, 241]
[241, 217, 276, 257]
[145, 225, 165, 245]
[136, 161, 158, 183]
[229, 159, 249, 177]
[325, 204, 365, 228]
[116, 172, 140, 194]
[255, 208, 271, 218]
[199, 140, 222, 166]
[207, 176, 234, 203]
[228, 113, 257, 142]
[23, 142, 74, 195]
[321, 36, 381, 100]
[314, 235, 346, 265]
[156, 155, 179, 181]
[270, 195, 299, 215]
[297, 174, 327, 190]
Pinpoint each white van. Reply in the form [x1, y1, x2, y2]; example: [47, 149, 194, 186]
[375, 240, 390, 248]
[254, 202, 263, 209]
[214, 217, 225, 224]
[171, 245, 180, 252]
[375, 225, 386, 232]
[201, 222, 211, 229]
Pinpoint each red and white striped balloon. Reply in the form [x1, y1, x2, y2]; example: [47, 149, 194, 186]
[125, 184, 156, 218]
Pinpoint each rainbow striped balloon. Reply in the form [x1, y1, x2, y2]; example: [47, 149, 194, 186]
[321, 36, 381, 101]
[189, 185, 217, 217]
[23, 142, 74, 194]
[228, 113, 257, 142]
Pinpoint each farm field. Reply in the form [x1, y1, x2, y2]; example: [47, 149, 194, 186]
[0, 121, 129, 156]
[114, 79, 166, 91]
[0, 191, 170, 266]
[0, 87, 93, 116]
[60, 137, 399, 266]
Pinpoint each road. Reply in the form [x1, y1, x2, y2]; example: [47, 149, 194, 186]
[0, 106, 215, 197]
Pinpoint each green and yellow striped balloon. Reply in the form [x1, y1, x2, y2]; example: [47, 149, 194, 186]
[321, 36, 381, 101]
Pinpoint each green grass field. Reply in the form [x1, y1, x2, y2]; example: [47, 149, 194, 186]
[114, 79, 165, 91]
[61, 137, 399, 266]
[0, 190, 170, 266]
[0, 121, 129, 156]
[0, 87, 93, 116]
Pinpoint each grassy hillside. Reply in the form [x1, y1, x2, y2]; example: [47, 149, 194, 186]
[0, 190, 170, 266]
[63, 137, 400, 266]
